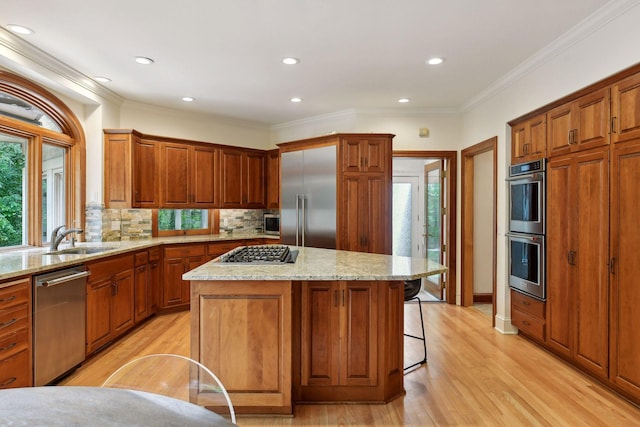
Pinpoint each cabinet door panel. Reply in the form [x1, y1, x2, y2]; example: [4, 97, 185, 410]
[266, 150, 280, 208]
[573, 149, 609, 378]
[301, 282, 339, 386]
[220, 149, 243, 207]
[547, 104, 573, 157]
[612, 73, 640, 144]
[339, 176, 362, 252]
[162, 143, 190, 206]
[364, 175, 389, 254]
[363, 139, 386, 172]
[134, 139, 159, 207]
[546, 156, 573, 357]
[529, 114, 547, 158]
[610, 142, 640, 396]
[111, 270, 134, 337]
[341, 282, 377, 386]
[341, 139, 361, 172]
[163, 258, 185, 307]
[193, 146, 217, 206]
[511, 123, 527, 163]
[86, 278, 112, 354]
[134, 264, 149, 323]
[244, 152, 266, 207]
[576, 89, 610, 151]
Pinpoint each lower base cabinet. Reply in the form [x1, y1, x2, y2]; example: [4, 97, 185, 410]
[86, 255, 135, 355]
[510, 290, 545, 343]
[161, 244, 206, 310]
[0, 278, 32, 389]
[190, 278, 404, 415]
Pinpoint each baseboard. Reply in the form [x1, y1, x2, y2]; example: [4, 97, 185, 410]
[494, 314, 518, 334]
[473, 293, 492, 303]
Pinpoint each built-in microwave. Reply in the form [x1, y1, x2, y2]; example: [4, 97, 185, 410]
[508, 159, 545, 235]
[264, 214, 280, 235]
[507, 232, 545, 301]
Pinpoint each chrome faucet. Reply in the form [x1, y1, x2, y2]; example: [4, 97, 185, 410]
[50, 225, 84, 251]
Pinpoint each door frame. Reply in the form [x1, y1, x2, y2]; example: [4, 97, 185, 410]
[393, 151, 457, 305]
[461, 137, 497, 323]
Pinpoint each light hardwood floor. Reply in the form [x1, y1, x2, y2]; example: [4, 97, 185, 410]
[61, 303, 640, 426]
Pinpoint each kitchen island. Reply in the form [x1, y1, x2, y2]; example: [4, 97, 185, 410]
[184, 246, 446, 415]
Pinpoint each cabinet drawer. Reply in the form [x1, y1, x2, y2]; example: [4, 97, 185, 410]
[88, 255, 134, 281]
[511, 290, 545, 319]
[0, 349, 30, 389]
[0, 328, 28, 361]
[0, 280, 29, 310]
[148, 247, 161, 262]
[164, 244, 205, 259]
[134, 250, 149, 267]
[512, 308, 545, 342]
[0, 305, 29, 337]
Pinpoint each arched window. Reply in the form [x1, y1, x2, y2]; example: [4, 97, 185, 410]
[0, 71, 85, 249]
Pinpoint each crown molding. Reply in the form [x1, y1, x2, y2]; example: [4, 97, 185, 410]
[0, 27, 123, 106]
[461, 0, 639, 112]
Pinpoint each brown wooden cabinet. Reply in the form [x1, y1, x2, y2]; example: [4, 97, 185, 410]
[219, 147, 266, 208]
[609, 139, 640, 398]
[510, 290, 545, 343]
[546, 147, 609, 379]
[0, 277, 32, 389]
[104, 130, 160, 208]
[148, 247, 161, 314]
[160, 142, 218, 208]
[547, 88, 610, 158]
[610, 72, 640, 144]
[161, 244, 206, 310]
[266, 149, 280, 209]
[510, 113, 546, 164]
[133, 250, 151, 324]
[86, 255, 135, 355]
[297, 280, 403, 403]
[337, 134, 393, 255]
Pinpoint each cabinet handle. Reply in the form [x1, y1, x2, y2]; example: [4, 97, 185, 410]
[112, 281, 118, 296]
[567, 250, 576, 266]
[609, 258, 616, 275]
[568, 130, 573, 145]
[521, 300, 530, 306]
[334, 290, 339, 307]
[0, 318, 17, 330]
[522, 320, 531, 326]
[0, 295, 16, 303]
[0, 377, 17, 387]
[0, 342, 17, 352]
[342, 289, 345, 307]
[611, 116, 617, 134]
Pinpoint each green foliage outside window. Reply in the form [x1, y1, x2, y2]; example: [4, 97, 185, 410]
[158, 209, 207, 231]
[0, 142, 25, 246]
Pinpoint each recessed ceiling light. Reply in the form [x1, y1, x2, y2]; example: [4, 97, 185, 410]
[398, 98, 411, 103]
[182, 97, 195, 102]
[290, 97, 302, 103]
[282, 57, 300, 65]
[7, 24, 34, 35]
[134, 56, 155, 65]
[427, 57, 445, 65]
[94, 76, 111, 83]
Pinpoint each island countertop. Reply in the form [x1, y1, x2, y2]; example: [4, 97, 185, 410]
[183, 246, 446, 281]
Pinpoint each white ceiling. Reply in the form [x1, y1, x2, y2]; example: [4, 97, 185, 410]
[1, 0, 613, 126]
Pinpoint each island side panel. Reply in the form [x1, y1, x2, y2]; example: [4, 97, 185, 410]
[190, 280, 293, 415]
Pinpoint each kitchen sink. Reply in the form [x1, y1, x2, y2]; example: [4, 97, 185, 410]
[44, 246, 116, 255]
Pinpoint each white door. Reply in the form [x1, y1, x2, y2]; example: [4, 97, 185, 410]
[392, 176, 422, 258]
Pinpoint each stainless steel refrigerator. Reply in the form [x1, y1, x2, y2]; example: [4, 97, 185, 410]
[280, 145, 337, 249]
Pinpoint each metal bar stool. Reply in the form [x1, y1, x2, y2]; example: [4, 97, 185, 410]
[404, 279, 427, 372]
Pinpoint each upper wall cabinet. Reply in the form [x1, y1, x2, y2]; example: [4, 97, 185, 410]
[266, 149, 280, 209]
[510, 114, 546, 164]
[104, 130, 159, 209]
[160, 142, 218, 208]
[546, 88, 610, 158]
[341, 136, 389, 173]
[611, 72, 640, 144]
[219, 147, 266, 209]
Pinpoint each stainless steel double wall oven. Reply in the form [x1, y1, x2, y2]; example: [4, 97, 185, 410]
[507, 159, 546, 301]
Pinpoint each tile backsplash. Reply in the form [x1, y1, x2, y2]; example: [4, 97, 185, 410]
[85, 204, 278, 242]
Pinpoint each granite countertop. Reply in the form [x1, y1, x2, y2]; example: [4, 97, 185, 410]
[0, 233, 278, 282]
[183, 246, 447, 281]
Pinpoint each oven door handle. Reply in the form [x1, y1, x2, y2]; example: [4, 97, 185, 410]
[507, 172, 544, 182]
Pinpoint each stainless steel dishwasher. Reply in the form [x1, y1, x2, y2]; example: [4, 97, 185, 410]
[33, 266, 90, 386]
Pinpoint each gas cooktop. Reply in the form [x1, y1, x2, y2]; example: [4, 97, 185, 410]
[218, 245, 298, 264]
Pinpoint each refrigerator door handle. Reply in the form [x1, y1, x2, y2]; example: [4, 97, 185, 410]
[301, 194, 306, 247]
[295, 194, 300, 246]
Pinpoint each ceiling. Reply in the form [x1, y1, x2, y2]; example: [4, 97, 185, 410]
[1, 0, 612, 126]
